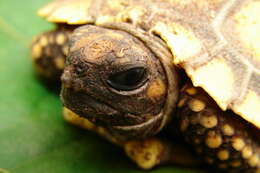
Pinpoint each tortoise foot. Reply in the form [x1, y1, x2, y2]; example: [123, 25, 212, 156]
[176, 84, 260, 172]
[31, 29, 70, 83]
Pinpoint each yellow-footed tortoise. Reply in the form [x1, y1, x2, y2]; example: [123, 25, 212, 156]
[31, 0, 260, 172]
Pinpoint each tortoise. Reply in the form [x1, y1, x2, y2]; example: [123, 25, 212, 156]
[30, 0, 260, 172]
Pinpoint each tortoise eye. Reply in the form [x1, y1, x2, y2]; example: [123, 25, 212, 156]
[107, 67, 147, 91]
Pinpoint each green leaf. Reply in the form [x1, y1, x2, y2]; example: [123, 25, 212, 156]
[0, 0, 203, 173]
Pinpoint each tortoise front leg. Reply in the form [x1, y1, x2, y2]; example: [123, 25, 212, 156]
[176, 84, 260, 172]
[63, 107, 200, 169]
[124, 137, 200, 169]
[31, 29, 71, 84]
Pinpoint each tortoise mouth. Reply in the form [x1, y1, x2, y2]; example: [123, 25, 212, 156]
[61, 86, 165, 139]
[108, 112, 164, 139]
[60, 86, 160, 127]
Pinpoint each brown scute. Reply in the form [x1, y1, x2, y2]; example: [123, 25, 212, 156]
[175, 84, 260, 172]
[31, 29, 72, 83]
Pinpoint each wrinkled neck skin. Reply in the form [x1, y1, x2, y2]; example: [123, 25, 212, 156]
[61, 22, 179, 141]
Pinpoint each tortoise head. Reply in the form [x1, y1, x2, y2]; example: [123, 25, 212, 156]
[61, 25, 178, 139]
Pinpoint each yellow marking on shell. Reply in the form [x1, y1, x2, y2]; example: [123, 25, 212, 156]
[147, 79, 166, 102]
[177, 98, 187, 108]
[217, 149, 229, 161]
[124, 138, 164, 170]
[188, 99, 205, 112]
[231, 160, 241, 167]
[234, 1, 260, 62]
[168, 0, 221, 10]
[205, 131, 222, 148]
[37, 1, 57, 17]
[185, 87, 197, 95]
[232, 137, 245, 151]
[54, 57, 65, 70]
[151, 22, 202, 64]
[95, 15, 116, 25]
[190, 58, 234, 110]
[248, 154, 259, 167]
[56, 33, 66, 45]
[234, 90, 260, 128]
[31, 44, 42, 59]
[39, 0, 94, 24]
[168, 0, 193, 5]
[107, 0, 126, 13]
[199, 114, 218, 128]
[39, 36, 48, 47]
[222, 124, 234, 136]
[119, 6, 145, 24]
[128, 7, 144, 23]
[242, 146, 253, 159]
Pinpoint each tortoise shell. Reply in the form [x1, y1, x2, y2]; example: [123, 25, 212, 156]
[38, 0, 260, 128]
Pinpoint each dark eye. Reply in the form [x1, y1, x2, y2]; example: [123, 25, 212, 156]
[107, 67, 147, 91]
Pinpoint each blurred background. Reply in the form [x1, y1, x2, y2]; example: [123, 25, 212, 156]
[0, 0, 200, 173]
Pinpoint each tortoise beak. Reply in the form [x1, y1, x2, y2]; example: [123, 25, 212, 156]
[60, 86, 122, 126]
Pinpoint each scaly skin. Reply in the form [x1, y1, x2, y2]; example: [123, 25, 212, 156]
[176, 84, 260, 172]
[31, 29, 71, 83]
